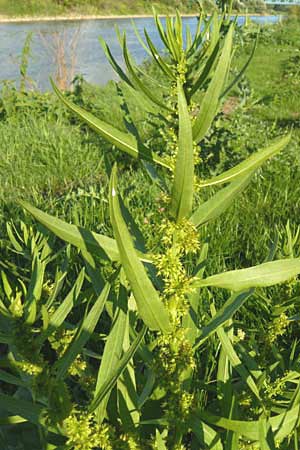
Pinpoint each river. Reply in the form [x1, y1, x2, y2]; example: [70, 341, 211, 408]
[0, 15, 280, 90]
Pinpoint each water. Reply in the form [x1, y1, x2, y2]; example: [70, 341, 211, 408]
[0, 15, 280, 90]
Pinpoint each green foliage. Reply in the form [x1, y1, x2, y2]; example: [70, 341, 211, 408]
[0, 0, 200, 17]
[1, 12, 300, 450]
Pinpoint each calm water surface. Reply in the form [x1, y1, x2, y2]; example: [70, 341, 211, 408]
[0, 15, 280, 90]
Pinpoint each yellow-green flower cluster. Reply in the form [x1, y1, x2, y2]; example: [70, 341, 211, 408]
[267, 313, 289, 344]
[12, 320, 46, 377]
[154, 329, 195, 390]
[64, 410, 145, 450]
[263, 375, 286, 400]
[177, 56, 187, 84]
[64, 410, 114, 450]
[17, 360, 43, 376]
[158, 218, 199, 255]
[49, 329, 87, 377]
[154, 218, 199, 322]
[118, 432, 143, 450]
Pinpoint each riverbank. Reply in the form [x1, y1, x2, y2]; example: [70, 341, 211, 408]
[0, 13, 194, 23]
[0, 12, 277, 24]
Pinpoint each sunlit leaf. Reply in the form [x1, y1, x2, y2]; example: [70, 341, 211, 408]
[195, 257, 300, 291]
[51, 80, 170, 169]
[199, 134, 290, 187]
[171, 81, 194, 221]
[192, 24, 234, 143]
[109, 166, 171, 333]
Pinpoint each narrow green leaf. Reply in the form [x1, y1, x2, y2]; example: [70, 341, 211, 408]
[153, 9, 172, 54]
[196, 404, 300, 443]
[131, 20, 152, 56]
[155, 430, 168, 450]
[190, 173, 253, 227]
[94, 283, 127, 424]
[192, 24, 234, 143]
[199, 134, 291, 187]
[174, 10, 183, 49]
[185, 25, 192, 51]
[187, 13, 212, 59]
[259, 417, 276, 450]
[165, 16, 181, 61]
[39, 269, 85, 343]
[137, 369, 156, 409]
[188, 417, 224, 450]
[0, 393, 44, 425]
[0, 369, 27, 387]
[171, 81, 194, 221]
[118, 292, 140, 428]
[195, 257, 300, 291]
[0, 332, 12, 344]
[0, 416, 27, 425]
[189, 39, 220, 99]
[109, 166, 171, 333]
[214, 317, 261, 401]
[144, 29, 176, 80]
[122, 36, 171, 111]
[221, 34, 258, 99]
[20, 201, 120, 261]
[51, 80, 170, 169]
[272, 404, 300, 442]
[1, 271, 13, 301]
[194, 289, 254, 349]
[99, 36, 134, 87]
[89, 325, 147, 415]
[55, 283, 110, 380]
[25, 253, 45, 324]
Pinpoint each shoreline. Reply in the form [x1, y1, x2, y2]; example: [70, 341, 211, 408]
[0, 12, 278, 24]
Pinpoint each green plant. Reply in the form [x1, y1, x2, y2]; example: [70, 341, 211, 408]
[1, 10, 300, 450]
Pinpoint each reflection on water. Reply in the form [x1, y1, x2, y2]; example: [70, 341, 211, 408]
[0, 15, 280, 90]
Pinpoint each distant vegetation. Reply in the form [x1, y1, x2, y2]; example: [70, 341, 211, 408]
[0, 0, 198, 17]
[0, 0, 283, 17]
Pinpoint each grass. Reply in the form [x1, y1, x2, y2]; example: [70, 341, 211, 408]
[0, 0, 198, 17]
